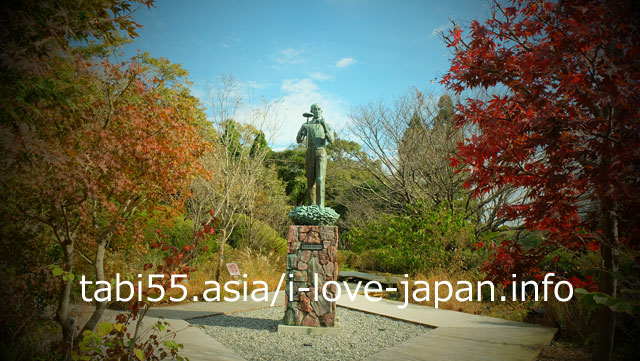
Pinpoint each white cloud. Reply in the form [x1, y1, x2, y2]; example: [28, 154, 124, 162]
[240, 80, 271, 90]
[270, 145, 290, 152]
[429, 24, 450, 38]
[308, 72, 332, 81]
[195, 75, 349, 148]
[282, 48, 300, 58]
[281, 78, 318, 93]
[275, 47, 306, 64]
[335, 57, 357, 68]
[267, 78, 350, 147]
[215, 35, 241, 49]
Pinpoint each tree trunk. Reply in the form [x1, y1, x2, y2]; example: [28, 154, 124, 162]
[55, 240, 76, 353]
[593, 199, 618, 361]
[78, 241, 108, 341]
[215, 228, 226, 282]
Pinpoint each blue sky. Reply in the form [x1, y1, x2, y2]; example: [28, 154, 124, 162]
[124, 0, 490, 147]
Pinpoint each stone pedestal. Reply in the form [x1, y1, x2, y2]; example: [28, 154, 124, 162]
[283, 225, 338, 327]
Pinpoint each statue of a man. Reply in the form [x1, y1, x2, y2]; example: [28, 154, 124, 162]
[296, 103, 335, 208]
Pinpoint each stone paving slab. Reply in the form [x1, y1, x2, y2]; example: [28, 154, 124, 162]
[337, 271, 404, 286]
[98, 309, 244, 360]
[144, 294, 284, 320]
[365, 326, 553, 361]
[101, 289, 555, 361]
[336, 292, 556, 361]
[155, 317, 245, 361]
[337, 291, 540, 328]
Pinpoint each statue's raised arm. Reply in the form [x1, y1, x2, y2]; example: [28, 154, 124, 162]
[321, 119, 335, 143]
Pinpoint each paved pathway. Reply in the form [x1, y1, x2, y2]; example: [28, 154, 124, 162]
[101, 290, 555, 361]
[338, 293, 555, 361]
[337, 271, 404, 287]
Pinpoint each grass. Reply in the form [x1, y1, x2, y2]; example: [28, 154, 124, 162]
[102, 246, 285, 306]
[185, 247, 285, 301]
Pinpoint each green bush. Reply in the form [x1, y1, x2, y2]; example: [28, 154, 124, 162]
[228, 214, 287, 254]
[144, 215, 194, 249]
[345, 202, 479, 274]
[337, 250, 359, 270]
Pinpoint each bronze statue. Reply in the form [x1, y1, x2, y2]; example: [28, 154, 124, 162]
[296, 103, 335, 208]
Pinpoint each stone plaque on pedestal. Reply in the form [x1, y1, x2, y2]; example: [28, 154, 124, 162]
[283, 225, 339, 327]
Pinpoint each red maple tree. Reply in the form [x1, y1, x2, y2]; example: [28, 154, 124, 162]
[1, 0, 216, 357]
[442, 1, 639, 359]
[1, 54, 208, 351]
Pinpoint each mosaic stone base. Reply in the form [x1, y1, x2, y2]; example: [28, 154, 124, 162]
[283, 225, 338, 327]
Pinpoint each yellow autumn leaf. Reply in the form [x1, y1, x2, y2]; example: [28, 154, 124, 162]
[97, 322, 113, 337]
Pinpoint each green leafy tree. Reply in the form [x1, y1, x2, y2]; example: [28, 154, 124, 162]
[346, 202, 478, 274]
[0, 0, 154, 72]
[250, 130, 269, 157]
[0, 2, 211, 356]
[266, 146, 308, 205]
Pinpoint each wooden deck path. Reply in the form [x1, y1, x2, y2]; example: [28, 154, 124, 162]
[100, 290, 555, 360]
[337, 270, 404, 287]
[338, 292, 556, 361]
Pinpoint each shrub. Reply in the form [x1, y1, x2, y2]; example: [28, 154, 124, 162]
[144, 215, 195, 250]
[0, 266, 60, 361]
[345, 202, 478, 274]
[541, 296, 593, 345]
[227, 214, 287, 254]
[337, 250, 358, 270]
[399, 271, 531, 322]
[186, 247, 285, 299]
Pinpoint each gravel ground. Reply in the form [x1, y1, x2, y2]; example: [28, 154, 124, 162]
[190, 306, 431, 361]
